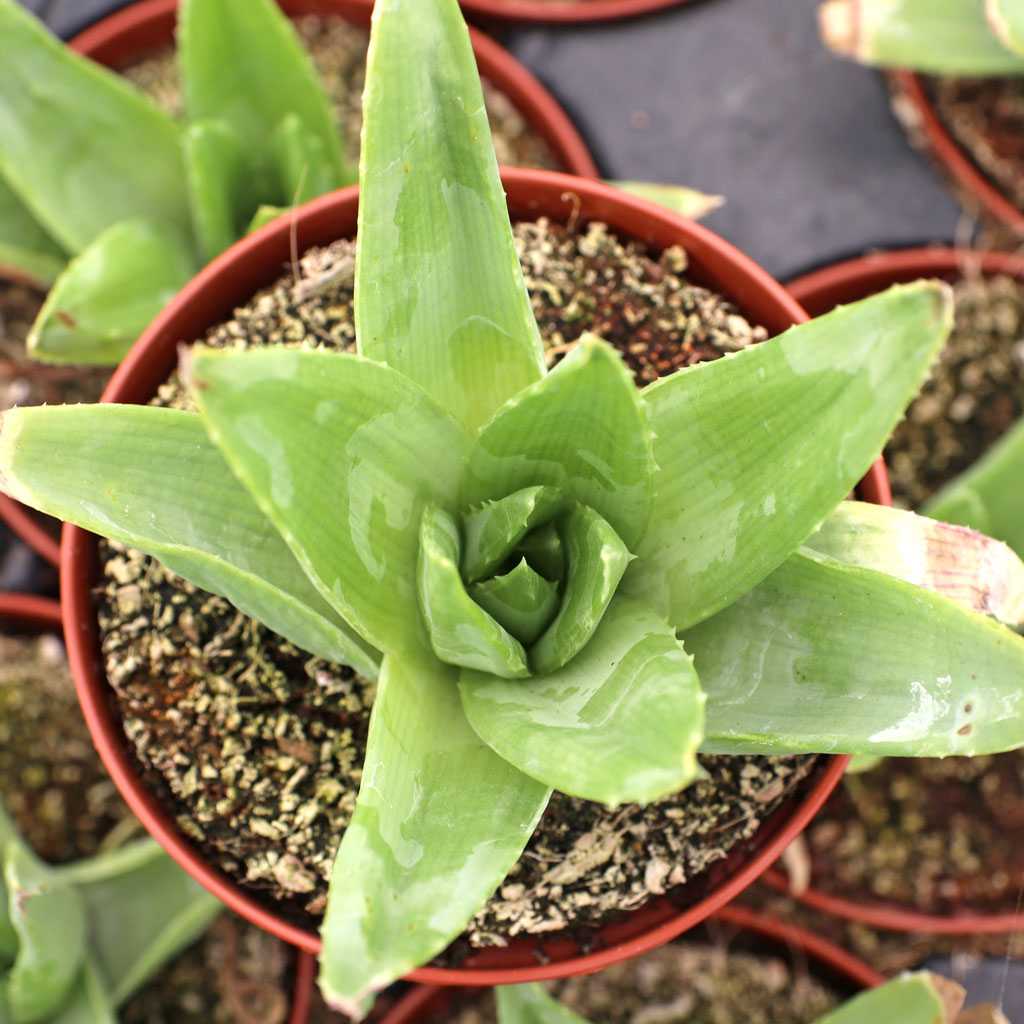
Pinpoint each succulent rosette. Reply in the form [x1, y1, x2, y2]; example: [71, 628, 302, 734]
[3, 0, 1024, 1017]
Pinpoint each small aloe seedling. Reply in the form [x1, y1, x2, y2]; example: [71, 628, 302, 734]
[820, 0, 1024, 74]
[496, 971, 1004, 1024]
[3, 0, 1024, 1014]
[0, 797, 219, 1021]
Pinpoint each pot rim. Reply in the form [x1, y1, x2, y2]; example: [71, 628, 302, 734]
[459, 0, 691, 26]
[67, 0, 599, 180]
[889, 70, 1024, 235]
[64, 169, 855, 984]
[373, 902, 883, 1024]
[782, 242, 1024, 936]
[0, 591, 63, 630]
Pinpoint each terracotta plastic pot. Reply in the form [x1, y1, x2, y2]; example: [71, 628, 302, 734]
[889, 71, 1024, 236]
[779, 243, 1024, 936]
[459, 0, 693, 26]
[0, 590, 63, 632]
[64, 169, 879, 985]
[68, 0, 598, 179]
[371, 903, 883, 1024]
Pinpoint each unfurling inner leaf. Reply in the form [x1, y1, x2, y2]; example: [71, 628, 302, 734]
[418, 489, 632, 678]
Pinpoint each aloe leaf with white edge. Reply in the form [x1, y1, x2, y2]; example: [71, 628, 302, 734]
[923, 415, 1024, 560]
[4, 0, 1024, 1015]
[987, 0, 1024, 57]
[0, 0, 191, 256]
[28, 219, 197, 366]
[0, 404, 380, 679]
[356, 0, 545, 433]
[819, 0, 1024, 73]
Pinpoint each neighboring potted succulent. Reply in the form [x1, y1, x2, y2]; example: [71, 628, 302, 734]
[375, 906, 1005, 1024]
[763, 246, 1024, 939]
[6, 0, 1024, 1016]
[818, 0, 1024, 233]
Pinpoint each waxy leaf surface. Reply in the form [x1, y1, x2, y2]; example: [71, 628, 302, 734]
[987, 0, 1024, 57]
[319, 648, 550, 1017]
[460, 596, 703, 806]
[924, 415, 1024, 559]
[184, 120, 255, 264]
[29, 219, 196, 365]
[623, 282, 952, 630]
[463, 337, 654, 550]
[178, 0, 350, 198]
[356, 0, 544, 432]
[0, 177, 66, 286]
[59, 840, 220, 1005]
[814, 972, 962, 1024]
[418, 503, 529, 678]
[807, 501, 1024, 628]
[5, 843, 86, 1022]
[0, 0, 190, 254]
[188, 346, 469, 660]
[0, 404, 379, 678]
[270, 112, 344, 208]
[46, 962, 116, 1024]
[687, 548, 1024, 757]
[496, 985, 591, 1024]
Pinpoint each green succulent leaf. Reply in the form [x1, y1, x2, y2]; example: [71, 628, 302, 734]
[814, 971, 962, 1024]
[463, 336, 655, 550]
[470, 560, 561, 647]
[820, 0, 1024, 73]
[355, 0, 544, 432]
[28, 219, 196, 366]
[0, 177, 67, 286]
[807, 501, 1024, 628]
[623, 281, 953, 630]
[56, 840, 220, 1006]
[461, 486, 564, 584]
[687, 548, 1024, 757]
[245, 205, 288, 235]
[459, 595, 704, 807]
[0, 404, 380, 678]
[528, 503, 631, 674]
[607, 181, 724, 220]
[183, 120, 256, 264]
[418, 502, 530, 678]
[178, 0, 351, 199]
[0, 0, 191, 256]
[319, 648, 550, 1018]
[45, 961, 116, 1024]
[845, 753, 884, 774]
[496, 984, 592, 1024]
[923, 416, 1024, 559]
[5, 842, 86, 1023]
[0, 805, 15, 968]
[270, 112, 345, 208]
[986, 0, 1024, 58]
[187, 346, 470, 660]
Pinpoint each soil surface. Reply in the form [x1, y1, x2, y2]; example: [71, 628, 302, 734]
[884, 270, 1024, 509]
[0, 279, 108, 412]
[420, 940, 841, 1024]
[94, 219, 822, 953]
[119, 14, 562, 173]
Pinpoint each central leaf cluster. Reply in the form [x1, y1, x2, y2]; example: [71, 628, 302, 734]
[417, 485, 631, 678]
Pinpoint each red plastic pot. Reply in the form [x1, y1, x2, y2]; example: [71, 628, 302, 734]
[459, 0, 693, 26]
[64, 169, 881, 985]
[69, 0, 599, 179]
[889, 71, 1024, 236]
[370, 904, 882, 1024]
[780, 243, 1024, 936]
[0, 590, 63, 633]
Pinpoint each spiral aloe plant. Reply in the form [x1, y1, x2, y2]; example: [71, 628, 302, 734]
[0, 797, 219, 1022]
[3, 0, 1024, 1015]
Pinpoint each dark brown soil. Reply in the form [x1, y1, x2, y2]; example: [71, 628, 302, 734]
[884, 270, 1024, 509]
[0, 627, 137, 863]
[0, 279, 109, 412]
[119, 913, 295, 1024]
[94, 219, 820, 954]
[119, 14, 561, 173]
